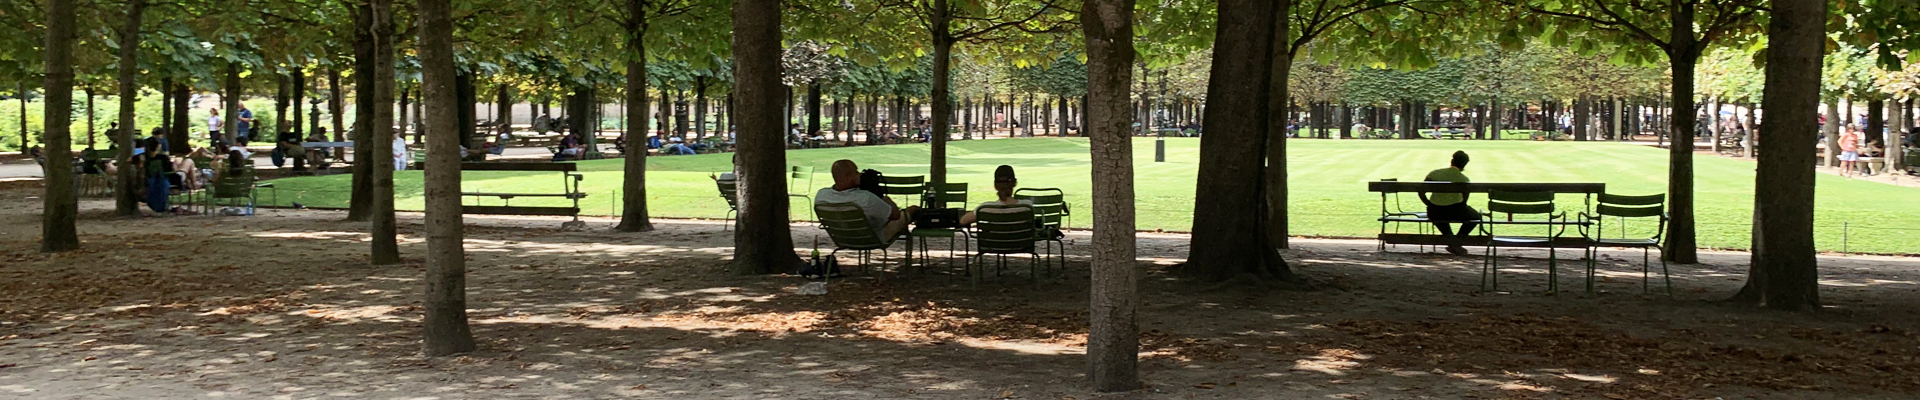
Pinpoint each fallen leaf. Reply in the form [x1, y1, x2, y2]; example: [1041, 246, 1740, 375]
[1194, 382, 1216, 389]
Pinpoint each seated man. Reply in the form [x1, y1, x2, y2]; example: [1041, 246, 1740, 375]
[1419, 151, 1480, 256]
[553, 133, 584, 161]
[816, 159, 918, 239]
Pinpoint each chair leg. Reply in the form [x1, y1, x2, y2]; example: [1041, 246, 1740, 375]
[1641, 247, 1651, 294]
[1548, 246, 1558, 295]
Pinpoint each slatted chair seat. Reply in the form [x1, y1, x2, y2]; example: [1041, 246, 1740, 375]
[1012, 188, 1068, 269]
[970, 204, 1049, 284]
[815, 202, 898, 278]
[716, 176, 739, 230]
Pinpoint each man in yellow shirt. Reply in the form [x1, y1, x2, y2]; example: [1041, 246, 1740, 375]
[1419, 151, 1481, 256]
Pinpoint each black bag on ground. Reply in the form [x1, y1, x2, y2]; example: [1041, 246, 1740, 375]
[798, 257, 842, 279]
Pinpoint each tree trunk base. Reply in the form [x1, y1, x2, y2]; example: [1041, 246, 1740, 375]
[612, 221, 655, 233]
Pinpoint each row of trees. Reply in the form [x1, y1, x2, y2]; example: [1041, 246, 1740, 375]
[18, 0, 1912, 390]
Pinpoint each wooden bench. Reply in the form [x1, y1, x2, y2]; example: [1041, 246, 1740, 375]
[1367, 181, 1604, 250]
[460, 162, 588, 229]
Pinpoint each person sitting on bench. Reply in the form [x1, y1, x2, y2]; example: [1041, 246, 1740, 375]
[553, 132, 585, 161]
[816, 159, 918, 239]
[1419, 151, 1481, 256]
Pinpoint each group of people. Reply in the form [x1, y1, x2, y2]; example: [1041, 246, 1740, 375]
[810, 159, 1035, 245]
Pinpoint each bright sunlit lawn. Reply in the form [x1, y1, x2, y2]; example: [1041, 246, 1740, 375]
[259, 137, 1920, 254]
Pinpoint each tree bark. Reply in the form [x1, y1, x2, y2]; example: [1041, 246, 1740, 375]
[170, 81, 189, 148]
[456, 72, 477, 151]
[1185, 0, 1294, 282]
[1821, 98, 1838, 166]
[294, 70, 306, 136]
[347, 0, 376, 222]
[1664, 0, 1701, 264]
[1890, 100, 1906, 171]
[1732, 0, 1822, 311]
[1084, 0, 1139, 390]
[731, 0, 804, 274]
[928, 0, 954, 184]
[496, 84, 512, 136]
[370, 0, 401, 266]
[1263, 1, 1292, 249]
[1574, 95, 1590, 141]
[417, 0, 476, 356]
[41, 0, 80, 252]
[614, 0, 655, 233]
[330, 69, 347, 159]
[112, 0, 148, 217]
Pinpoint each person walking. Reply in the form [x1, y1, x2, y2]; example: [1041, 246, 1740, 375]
[206, 108, 224, 141]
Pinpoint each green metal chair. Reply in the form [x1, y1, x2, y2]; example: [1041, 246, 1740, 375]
[77, 149, 113, 197]
[787, 165, 815, 221]
[970, 203, 1049, 283]
[1013, 188, 1068, 269]
[715, 176, 739, 230]
[878, 175, 926, 206]
[911, 182, 970, 272]
[814, 201, 897, 278]
[1479, 191, 1571, 293]
[209, 166, 262, 216]
[1581, 193, 1670, 295]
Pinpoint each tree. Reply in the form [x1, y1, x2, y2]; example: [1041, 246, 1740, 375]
[858, 0, 1074, 185]
[369, 0, 401, 266]
[1732, 0, 1824, 310]
[1514, 0, 1767, 265]
[416, 0, 476, 356]
[346, 0, 377, 223]
[1182, 0, 1295, 283]
[730, 0, 805, 275]
[41, 0, 79, 253]
[1083, 0, 1138, 391]
[111, 0, 150, 218]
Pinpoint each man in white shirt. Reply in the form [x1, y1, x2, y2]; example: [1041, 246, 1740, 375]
[815, 160, 917, 238]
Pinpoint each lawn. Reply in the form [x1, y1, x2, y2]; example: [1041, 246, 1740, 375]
[259, 138, 1920, 254]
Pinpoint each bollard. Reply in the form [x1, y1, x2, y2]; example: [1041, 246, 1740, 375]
[1155, 137, 1166, 163]
[1841, 221, 1849, 256]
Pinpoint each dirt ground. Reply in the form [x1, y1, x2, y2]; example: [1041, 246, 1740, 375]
[3, 183, 1919, 400]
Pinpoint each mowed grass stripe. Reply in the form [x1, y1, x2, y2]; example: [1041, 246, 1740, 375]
[260, 138, 1920, 254]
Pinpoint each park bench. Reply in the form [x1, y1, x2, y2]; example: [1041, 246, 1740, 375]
[1370, 181, 1604, 292]
[299, 141, 354, 173]
[514, 134, 562, 149]
[460, 162, 588, 230]
[1368, 181, 1602, 249]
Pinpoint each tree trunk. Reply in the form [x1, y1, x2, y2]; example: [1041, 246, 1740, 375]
[496, 84, 512, 136]
[415, 0, 476, 356]
[348, 1, 376, 222]
[456, 72, 477, 150]
[1574, 95, 1590, 141]
[1185, 0, 1294, 282]
[615, 0, 654, 232]
[731, 0, 804, 274]
[112, 0, 148, 217]
[83, 88, 93, 148]
[275, 73, 290, 142]
[369, 0, 401, 266]
[1821, 98, 1838, 166]
[169, 82, 189, 148]
[41, 0, 80, 252]
[330, 69, 346, 159]
[696, 77, 709, 139]
[398, 87, 411, 143]
[294, 70, 306, 136]
[1887, 98, 1904, 171]
[1733, 0, 1822, 310]
[1664, 0, 1701, 264]
[927, 0, 954, 184]
[1085, 0, 1140, 391]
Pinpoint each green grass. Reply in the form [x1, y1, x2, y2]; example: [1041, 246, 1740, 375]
[260, 138, 1920, 254]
